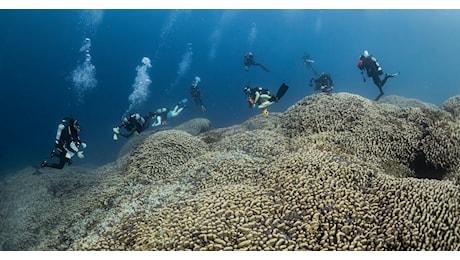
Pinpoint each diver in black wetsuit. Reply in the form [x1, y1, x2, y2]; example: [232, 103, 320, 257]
[243, 83, 289, 117]
[357, 50, 399, 101]
[112, 113, 152, 140]
[310, 73, 334, 94]
[190, 76, 206, 112]
[244, 52, 270, 72]
[41, 117, 86, 169]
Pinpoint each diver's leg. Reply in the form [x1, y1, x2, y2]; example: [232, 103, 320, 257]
[374, 86, 384, 101]
[372, 73, 381, 87]
[46, 153, 66, 169]
[379, 74, 390, 88]
[258, 100, 275, 109]
[173, 105, 179, 113]
[169, 105, 184, 117]
[257, 63, 270, 72]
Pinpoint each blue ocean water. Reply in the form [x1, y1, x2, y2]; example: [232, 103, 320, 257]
[0, 9, 459, 175]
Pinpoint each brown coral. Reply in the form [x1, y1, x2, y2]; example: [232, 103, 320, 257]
[65, 95, 460, 250]
[2, 93, 460, 251]
[124, 130, 208, 185]
[441, 95, 460, 120]
[73, 146, 460, 251]
[174, 118, 213, 136]
[281, 93, 458, 180]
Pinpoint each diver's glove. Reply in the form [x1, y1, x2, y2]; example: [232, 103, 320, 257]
[113, 133, 118, 141]
[80, 142, 87, 149]
[77, 151, 85, 159]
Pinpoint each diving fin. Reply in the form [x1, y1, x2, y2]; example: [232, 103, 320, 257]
[276, 83, 289, 101]
[259, 64, 270, 72]
[178, 98, 188, 108]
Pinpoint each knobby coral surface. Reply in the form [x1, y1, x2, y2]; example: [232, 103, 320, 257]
[1, 93, 459, 251]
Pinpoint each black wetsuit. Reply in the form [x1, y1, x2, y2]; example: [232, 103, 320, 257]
[244, 53, 270, 72]
[118, 113, 150, 138]
[311, 73, 334, 93]
[43, 119, 81, 169]
[191, 85, 204, 108]
[245, 87, 274, 107]
[47, 150, 68, 169]
[358, 55, 392, 101]
[244, 54, 255, 68]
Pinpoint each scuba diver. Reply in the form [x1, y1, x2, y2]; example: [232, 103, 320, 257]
[243, 83, 289, 117]
[151, 98, 188, 127]
[302, 52, 318, 77]
[357, 50, 399, 101]
[112, 113, 153, 140]
[303, 53, 334, 93]
[243, 52, 270, 72]
[41, 117, 86, 169]
[310, 73, 334, 94]
[190, 76, 206, 112]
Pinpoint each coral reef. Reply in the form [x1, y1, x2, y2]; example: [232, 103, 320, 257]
[117, 118, 211, 159]
[124, 130, 208, 185]
[378, 95, 438, 109]
[72, 146, 460, 251]
[1, 93, 459, 251]
[281, 93, 458, 179]
[441, 95, 460, 120]
[117, 130, 159, 159]
[174, 118, 213, 136]
[0, 163, 127, 250]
